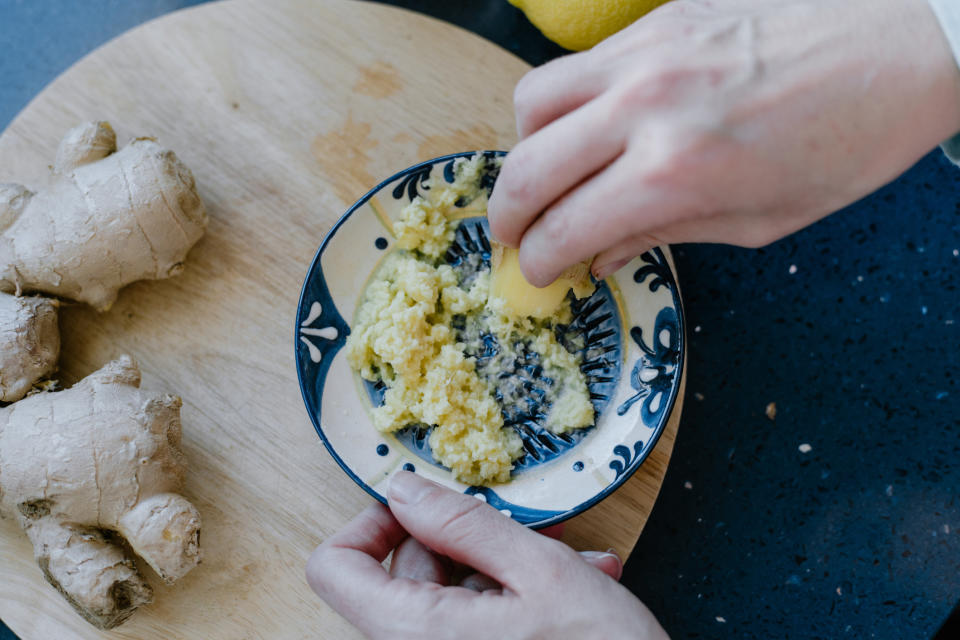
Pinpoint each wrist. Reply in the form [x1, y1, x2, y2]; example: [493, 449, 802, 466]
[760, 0, 960, 193]
[900, 0, 960, 141]
[927, 0, 960, 75]
[926, 0, 960, 136]
[785, 0, 960, 186]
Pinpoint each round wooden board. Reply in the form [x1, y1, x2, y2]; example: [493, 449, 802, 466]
[0, 1, 683, 637]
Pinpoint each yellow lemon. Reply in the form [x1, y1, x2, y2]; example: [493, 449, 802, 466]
[509, 0, 670, 51]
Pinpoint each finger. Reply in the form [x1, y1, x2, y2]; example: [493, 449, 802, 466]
[488, 94, 625, 249]
[308, 503, 511, 637]
[456, 553, 620, 591]
[590, 232, 664, 280]
[592, 256, 633, 281]
[459, 573, 503, 593]
[579, 551, 623, 581]
[387, 471, 576, 591]
[590, 210, 791, 273]
[516, 151, 697, 286]
[643, 211, 798, 249]
[537, 523, 565, 540]
[514, 51, 611, 139]
[305, 503, 407, 620]
[389, 536, 452, 585]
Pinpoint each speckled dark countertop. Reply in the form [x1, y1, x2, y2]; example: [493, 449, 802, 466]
[1, 2, 957, 638]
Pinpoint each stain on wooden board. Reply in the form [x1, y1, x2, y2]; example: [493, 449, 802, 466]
[311, 114, 378, 205]
[352, 61, 402, 99]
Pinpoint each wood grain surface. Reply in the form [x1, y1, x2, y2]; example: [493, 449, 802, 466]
[0, 1, 683, 637]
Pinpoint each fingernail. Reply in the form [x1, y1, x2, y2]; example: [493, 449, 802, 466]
[388, 470, 432, 505]
[581, 550, 621, 561]
[580, 550, 623, 581]
[592, 258, 630, 280]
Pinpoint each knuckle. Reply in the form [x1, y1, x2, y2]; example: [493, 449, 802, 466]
[534, 539, 582, 585]
[492, 150, 535, 207]
[434, 497, 488, 543]
[612, 61, 715, 116]
[610, 67, 669, 113]
[513, 62, 558, 116]
[304, 545, 334, 593]
[631, 129, 723, 190]
[537, 203, 575, 248]
[640, 147, 693, 191]
[513, 65, 562, 137]
[499, 147, 530, 194]
[513, 70, 538, 115]
[539, 535, 577, 563]
[631, 231, 664, 253]
[541, 211, 571, 252]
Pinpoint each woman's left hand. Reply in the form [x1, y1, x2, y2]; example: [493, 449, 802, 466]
[306, 471, 669, 640]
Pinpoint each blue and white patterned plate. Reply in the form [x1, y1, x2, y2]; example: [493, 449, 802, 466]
[296, 151, 684, 528]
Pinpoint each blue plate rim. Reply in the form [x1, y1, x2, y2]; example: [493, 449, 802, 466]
[295, 150, 685, 529]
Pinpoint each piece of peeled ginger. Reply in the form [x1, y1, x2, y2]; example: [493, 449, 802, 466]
[489, 243, 595, 319]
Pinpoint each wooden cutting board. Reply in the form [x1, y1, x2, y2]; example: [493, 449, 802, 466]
[0, 1, 683, 637]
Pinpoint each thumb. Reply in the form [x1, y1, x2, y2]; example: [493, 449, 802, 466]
[387, 471, 576, 591]
[579, 550, 623, 581]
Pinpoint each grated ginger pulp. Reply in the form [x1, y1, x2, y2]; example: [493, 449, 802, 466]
[345, 155, 594, 485]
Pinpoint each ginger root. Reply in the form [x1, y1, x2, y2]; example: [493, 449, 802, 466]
[489, 242, 594, 319]
[0, 121, 208, 311]
[0, 355, 202, 629]
[0, 291, 59, 402]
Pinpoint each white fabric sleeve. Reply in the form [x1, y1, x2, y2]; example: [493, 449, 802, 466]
[928, 0, 960, 164]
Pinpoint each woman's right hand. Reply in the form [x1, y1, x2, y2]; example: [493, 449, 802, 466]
[488, 0, 960, 285]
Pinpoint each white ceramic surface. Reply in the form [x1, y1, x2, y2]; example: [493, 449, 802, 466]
[296, 152, 684, 527]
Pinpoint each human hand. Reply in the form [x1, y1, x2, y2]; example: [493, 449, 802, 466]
[488, 0, 960, 285]
[306, 471, 669, 640]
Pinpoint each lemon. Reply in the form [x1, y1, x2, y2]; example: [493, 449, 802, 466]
[509, 0, 670, 51]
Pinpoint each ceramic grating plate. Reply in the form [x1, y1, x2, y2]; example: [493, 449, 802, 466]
[296, 151, 684, 528]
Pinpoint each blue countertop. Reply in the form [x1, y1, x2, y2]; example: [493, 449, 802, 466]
[1, 1, 957, 638]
